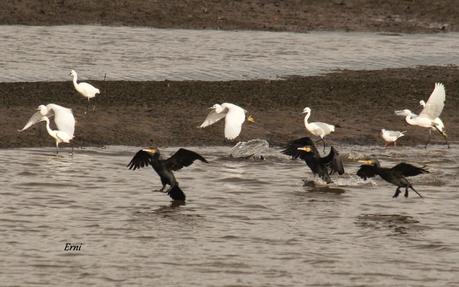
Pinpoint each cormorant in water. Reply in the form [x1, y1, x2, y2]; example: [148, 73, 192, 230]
[127, 147, 208, 201]
[282, 137, 344, 183]
[357, 159, 428, 198]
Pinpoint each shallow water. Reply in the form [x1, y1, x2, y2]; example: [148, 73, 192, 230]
[1, 144, 458, 286]
[1, 26, 459, 82]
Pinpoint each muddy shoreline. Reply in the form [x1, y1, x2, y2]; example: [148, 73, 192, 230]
[0, 66, 458, 149]
[1, 0, 458, 33]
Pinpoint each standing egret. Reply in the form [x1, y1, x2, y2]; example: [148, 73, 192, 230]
[357, 159, 428, 198]
[199, 103, 255, 140]
[381, 129, 406, 147]
[127, 147, 208, 201]
[395, 83, 448, 148]
[282, 137, 344, 184]
[302, 107, 335, 152]
[70, 70, 100, 113]
[19, 104, 75, 154]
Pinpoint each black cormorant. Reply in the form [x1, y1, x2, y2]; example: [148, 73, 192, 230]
[127, 147, 208, 201]
[357, 159, 428, 198]
[282, 137, 344, 183]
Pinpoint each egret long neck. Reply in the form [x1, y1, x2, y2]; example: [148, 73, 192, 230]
[304, 111, 311, 127]
[44, 119, 55, 138]
[405, 114, 416, 126]
[72, 73, 79, 89]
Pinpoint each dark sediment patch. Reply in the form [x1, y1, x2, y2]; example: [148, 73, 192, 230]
[0, 0, 457, 33]
[1, 66, 458, 148]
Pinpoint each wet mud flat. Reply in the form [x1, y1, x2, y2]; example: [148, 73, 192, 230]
[0, 66, 458, 148]
[1, 0, 458, 33]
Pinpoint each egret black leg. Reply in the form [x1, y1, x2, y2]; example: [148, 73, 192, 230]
[425, 129, 432, 149]
[93, 97, 96, 112]
[443, 134, 450, 149]
[393, 187, 402, 198]
[409, 186, 423, 198]
[404, 187, 409, 198]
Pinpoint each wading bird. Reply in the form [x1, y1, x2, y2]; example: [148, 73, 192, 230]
[282, 137, 344, 184]
[419, 99, 447, 138]
[302, 107, 335, 152]
[127, 147, 208, 201]
[395, 83, 448, 148]
[357, 159, 428, 198]
[381, 129, 406, 147]
[70, 69, 100, 112]
[199, 103, 255, 140]
[18, 104, 75, 154]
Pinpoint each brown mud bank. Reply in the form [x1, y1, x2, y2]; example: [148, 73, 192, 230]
[0, 66, 458, 149]
[1, 0, 457, 33]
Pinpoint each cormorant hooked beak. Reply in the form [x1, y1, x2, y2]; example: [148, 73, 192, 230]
[142, 147, 158, 154]
[247, 115, 256, 123]
[297, 146, 312, 152]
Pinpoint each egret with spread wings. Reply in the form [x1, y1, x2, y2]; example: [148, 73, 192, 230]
[395, 83, 448, 148]
[18, 104, 75, 153]
[282, 137, 344, 184]
[127, 147, 208, 201]
[357, 159, 428, 198]
[199, 103, 255, 140]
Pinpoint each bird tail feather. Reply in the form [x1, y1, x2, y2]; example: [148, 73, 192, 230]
[168, 185, 186, 201]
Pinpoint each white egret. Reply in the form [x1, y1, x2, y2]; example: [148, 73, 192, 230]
[302, 107, 335, 152]
[419, 99, 446, 136]
[381, 129, 406, 147]
[70, 69, 100, 112]
[395, 82, 449, 148]
[19, 104, 75, 153]
[199, 103, 255, 140]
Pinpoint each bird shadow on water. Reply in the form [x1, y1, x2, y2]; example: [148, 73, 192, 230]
[302, 180, 347, 195]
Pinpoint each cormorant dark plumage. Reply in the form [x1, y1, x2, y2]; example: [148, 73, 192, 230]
[282, 137, 344, 183]
[357, 159, 428, 198]
[127, 147, 208, 201]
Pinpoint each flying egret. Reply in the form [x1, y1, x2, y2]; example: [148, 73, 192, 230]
[199, 103, 255, 140]
[282, 137, 344, 184]
[381, 129, 406, 147]
[357, 159, 428, 198]
[419, 99, 446, 136]
[127, 147, 208, 201]
[302, 107, 335, 152]
[70, 69, 100, 113]
[395, 83, 448, 148]
[18, 104, 75, 154]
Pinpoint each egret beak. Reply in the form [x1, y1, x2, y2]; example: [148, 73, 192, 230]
[247, 115, 255, 123]
[142, 147, 158, 154]
[358, 159, 374, 165]
[297, 146, 312, 152]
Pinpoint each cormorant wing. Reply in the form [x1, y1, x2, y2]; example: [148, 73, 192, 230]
[321, 146, 345, 175]
[127, 150, 153, 170]
[357, 165, 379, 180]
[391, 163, 429, 177]
[281, 137, 319, 160]
[165, 148, 208, 171]
[420, 83, 445, 120]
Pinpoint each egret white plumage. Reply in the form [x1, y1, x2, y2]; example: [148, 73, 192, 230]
[70, 69, 100, 112]
[19, 104, 75, 153]
[199, 103, 255, 140]
[419, 99, 446, 136]
[395, 83, 449, 148]
[381, 129, 406, 147]
[302, 107, 335, 151]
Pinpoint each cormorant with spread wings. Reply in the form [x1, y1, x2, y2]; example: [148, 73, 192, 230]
[357, 159, 428, 198]
[282, 137, 344, 184]
[127, 147, 208, 201]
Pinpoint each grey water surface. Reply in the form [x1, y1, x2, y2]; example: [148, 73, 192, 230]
[1, 145, 458, 286]
[1, 25, 459, 82]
